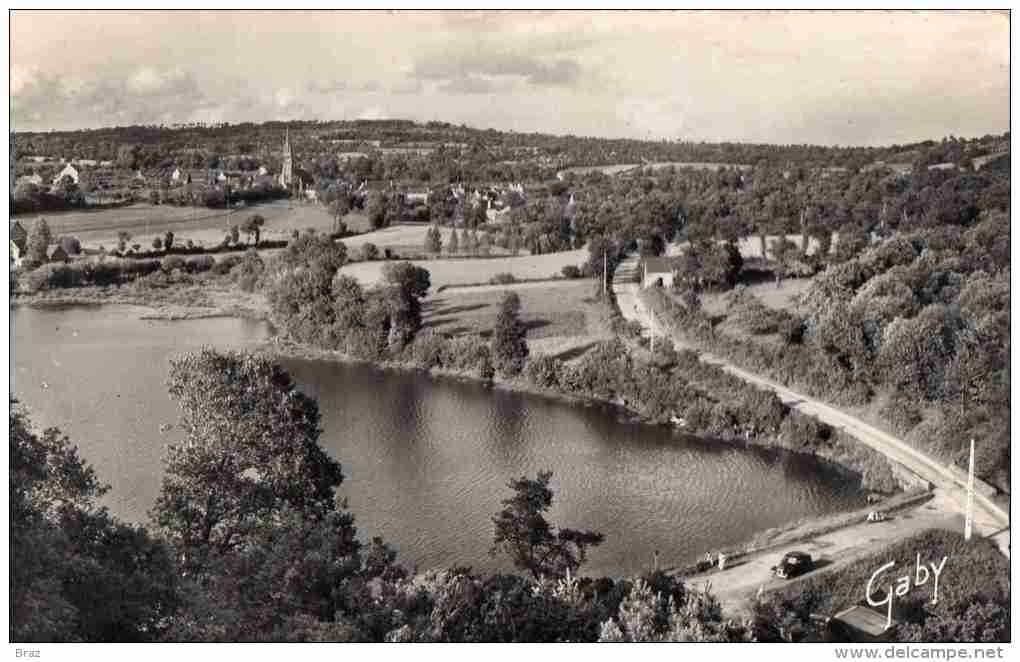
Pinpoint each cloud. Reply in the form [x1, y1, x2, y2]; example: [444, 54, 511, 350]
[437, 76, 502, 95]
[356, 107, 389, 120]
[412, 51, 582, 89]
[306, 78, 381, 95]
[12, 67, 213, 129]
[390, 79, 425, 95]
[126, 67, 197, 96]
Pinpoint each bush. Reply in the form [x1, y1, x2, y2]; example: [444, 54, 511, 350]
[489, 272, 517, 285]
[561, 265, 582, 279]
[161, 255, 186, 274]
[232, 249, 265, 293]
[184, 255, 215, 274]
[525, 355, 564, 389]
[213, 255, 243, 275]
[408, 330, 448, 370]
[439, 336, 491, 372]
[360, 243, 380, 261]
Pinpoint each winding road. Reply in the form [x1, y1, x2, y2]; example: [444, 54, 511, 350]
[612, 254, 1010, 558]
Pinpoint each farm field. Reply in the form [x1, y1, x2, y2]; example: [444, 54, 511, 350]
[422, 280, 613, 361]
[19, 200, 338, 251]
[556, 164, 640, 177]
[339, 247, 588, 289]
[340, 223, 522, 259]
[639, 161, 751, 172]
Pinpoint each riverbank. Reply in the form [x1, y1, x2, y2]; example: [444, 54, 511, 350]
[13, 276, 270, 322]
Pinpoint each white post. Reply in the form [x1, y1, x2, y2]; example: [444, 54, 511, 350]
[649, 306, 654, 353]
[964, 438, 975, 541]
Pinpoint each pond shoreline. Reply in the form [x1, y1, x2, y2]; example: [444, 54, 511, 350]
[13, 295, 903, 577]
[14, 291, 895, 496]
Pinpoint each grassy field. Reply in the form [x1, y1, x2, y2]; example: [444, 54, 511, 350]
[339, 247, 588, 289]
[22, 200, 339, 251]
[340, 223, 524, 259]
[422, 280, 613, 361]
[698, 277, 813, 318]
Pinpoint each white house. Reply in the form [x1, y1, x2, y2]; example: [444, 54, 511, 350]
[51, 163, 80, 186]
[171, 167, 183, 182]
[642, 257, 676, 289]
[404, 191, 429, 205]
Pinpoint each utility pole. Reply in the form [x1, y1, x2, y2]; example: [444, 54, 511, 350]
[964, 438, 975, 541]
[603, 251, 608, 296]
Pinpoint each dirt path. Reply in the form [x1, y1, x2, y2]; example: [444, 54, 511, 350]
[684, 491, 962, 617]
[612, 254, 1009, 557]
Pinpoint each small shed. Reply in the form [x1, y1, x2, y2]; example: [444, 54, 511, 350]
[642, 256, 676, 288]
[47, 245, 70, 263]
[828, 605, 896, 643]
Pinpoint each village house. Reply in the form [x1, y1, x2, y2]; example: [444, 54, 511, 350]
[641, 256, 677, 288]
[51, 163, 80, 186]
[10, 240, 23, 266]
[404, 190, 429, 205]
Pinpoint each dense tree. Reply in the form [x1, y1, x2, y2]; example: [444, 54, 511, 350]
[491, 471, 604, 580]
[152, 349, 345, 573]
[491, 291, 529, 376]
[365, 190, 391, 230]
[424, 225, 442, 254]
[11, 401, 179, 642]
[380, 262, 431, 348]
[267, 232, 349, 346]
[26, 217, 52, 264]
[58, 236, 81, 255]
[241, 214, 266, 246]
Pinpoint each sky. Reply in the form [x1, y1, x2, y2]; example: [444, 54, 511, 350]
[10, 10, 1010, 146]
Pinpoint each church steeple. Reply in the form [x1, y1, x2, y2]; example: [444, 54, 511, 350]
[280, 127, 294, 188]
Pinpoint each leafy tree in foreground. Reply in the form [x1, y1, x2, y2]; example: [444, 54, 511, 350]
[11, 400, 178, 642]
[491, 470, 604, 580]
[151, 349, 345, 573]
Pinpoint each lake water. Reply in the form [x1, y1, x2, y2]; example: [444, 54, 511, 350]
[11, 304, 866, 577]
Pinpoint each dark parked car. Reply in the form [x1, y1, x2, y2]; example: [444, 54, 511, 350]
[772, 551, 814, 579]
